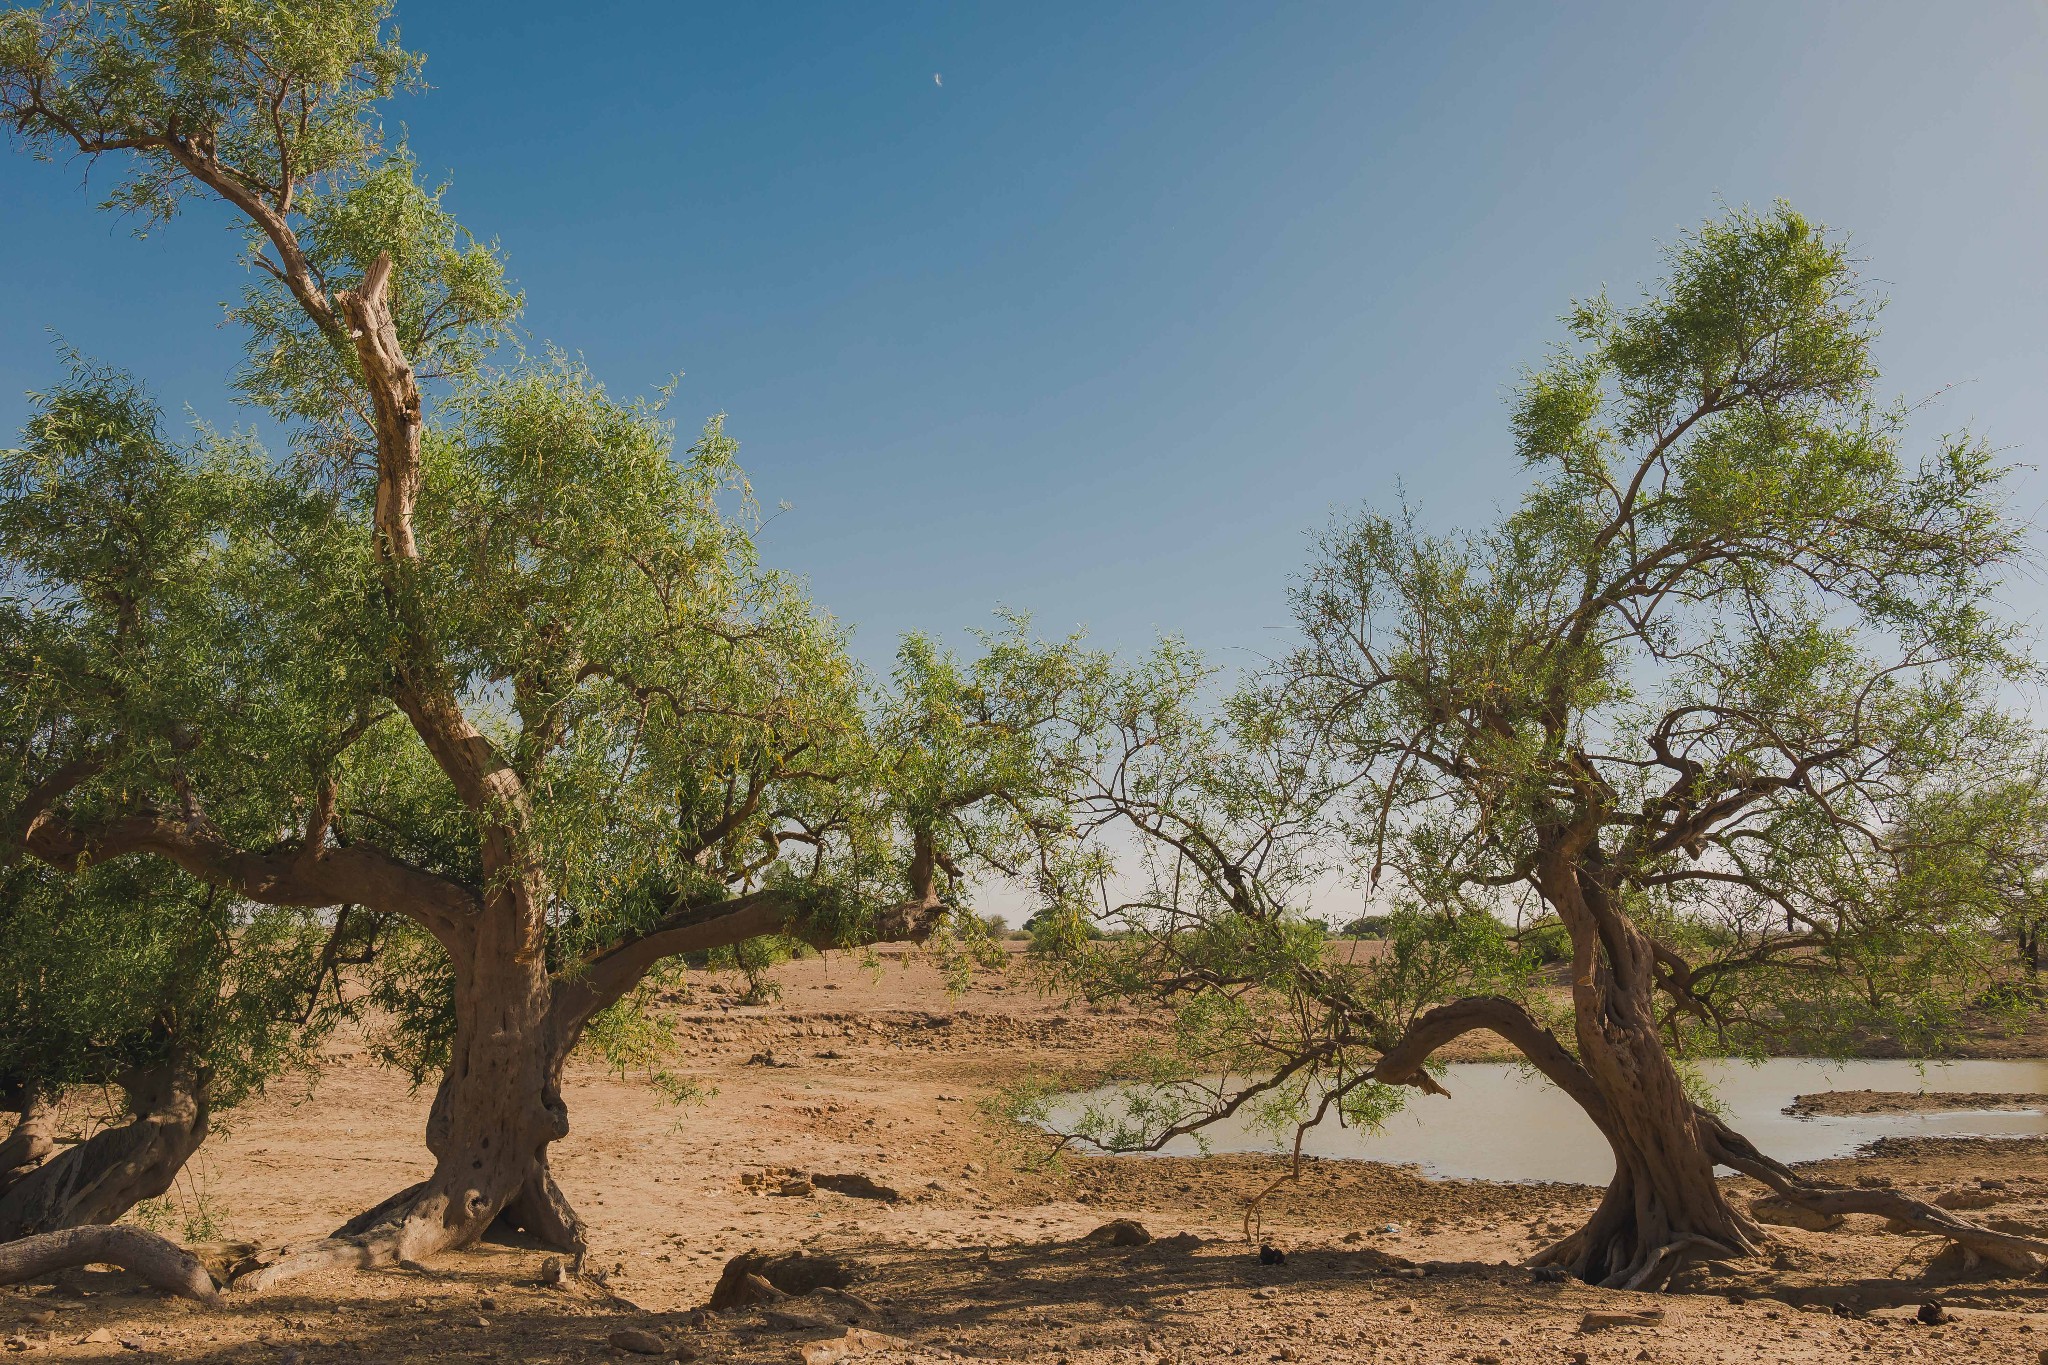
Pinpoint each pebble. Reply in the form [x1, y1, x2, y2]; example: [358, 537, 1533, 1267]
[608, 1327, 667, 1355]
[1252, 1287, 1280, 1300]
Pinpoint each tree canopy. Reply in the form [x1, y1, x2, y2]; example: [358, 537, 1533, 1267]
[1030, 205, 2048, 1284]
[0, 0, 1107, 1282]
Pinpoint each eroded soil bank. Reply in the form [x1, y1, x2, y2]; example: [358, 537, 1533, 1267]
[5, 947, 2047, 1363]
[1787, 1090, 2048, 1117]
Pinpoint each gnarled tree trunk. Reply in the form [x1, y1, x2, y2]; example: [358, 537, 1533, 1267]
[237, 894, 573, 1290]
[0, 1060, 209, 1242]
[0, 1084, 56, 1196]
[1472, 858, 1763, 1287]
[1376, 991, 2048, 1289]
[235, 880, 950, 1293]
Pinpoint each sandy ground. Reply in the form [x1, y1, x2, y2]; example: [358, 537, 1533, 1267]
[6, 946, 2048, 1363]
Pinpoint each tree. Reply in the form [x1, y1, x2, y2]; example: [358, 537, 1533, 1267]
[0, 858, 343, 1242]
[1894, 750, 2048, 981]
[1040, 206, 2048, 1285]
[0, 1, 1092, 1286]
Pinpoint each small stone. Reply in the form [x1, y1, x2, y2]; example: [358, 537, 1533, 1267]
[479, 1296, 497, 1311]
[1252, 1287, 1280, 1300]
[1635, 1352, 1654, 1362]
[1081, 1219, 1152, 1247]
[1916, 1301, 1950, 1325]
[471, 1315, 489, 1328]
[608, 1328, 667, 1355]
[798, 1328, 908, 1365]
[23, 1313, 53, 1329]
[1579, 1310, 1666, 1333]
[81, 1328, 116, 1345]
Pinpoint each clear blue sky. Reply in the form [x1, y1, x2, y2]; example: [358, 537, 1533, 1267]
[4, 2, 2045, 676]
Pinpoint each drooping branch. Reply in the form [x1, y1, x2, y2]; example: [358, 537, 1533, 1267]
[1370, 994, 1618, 1136]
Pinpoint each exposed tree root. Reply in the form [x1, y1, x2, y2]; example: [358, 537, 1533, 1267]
[1700, 1116, 2048, 1276]
[230, 1228, 403, 1293]
[0, 1225, 218, 1303]
[494, 1160, 588, 1268]
[234, 1162, 587, 1294]
[329, 1181, 426, 1239]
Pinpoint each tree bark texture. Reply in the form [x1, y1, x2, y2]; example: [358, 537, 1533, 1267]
[1377, 990, 2048, 1287]
[0, 1086, 56, 1196]
[0, 1061, 208, 1243]
[0, 1224, 218, 1303]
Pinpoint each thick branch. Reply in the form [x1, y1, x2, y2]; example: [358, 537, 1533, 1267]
[20, 806, 476, 940]
[550, 886, 948, 1039]
[1371, 994, 1618, 1135]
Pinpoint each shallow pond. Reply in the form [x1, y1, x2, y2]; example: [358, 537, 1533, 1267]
[1053, 1058, 2048, 1184]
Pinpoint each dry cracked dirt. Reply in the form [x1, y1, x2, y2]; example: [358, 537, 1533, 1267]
[5, 946, 2048, 1364]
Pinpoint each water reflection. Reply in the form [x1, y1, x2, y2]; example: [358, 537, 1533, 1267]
[1053, 1058, 2048, 1184]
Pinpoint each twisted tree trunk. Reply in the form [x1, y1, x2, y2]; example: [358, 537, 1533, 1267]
[1376, 990, 2048, 1289]
[234, 881, 950, 1292]
[0, 1060, 209, 1242]
[1456, 858, 1757, 1286]
[236, 883, 571, 1290]
[0, 1085, 56, 1196]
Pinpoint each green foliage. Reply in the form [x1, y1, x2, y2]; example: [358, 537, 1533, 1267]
[1028, 204, 2038, 1158]
[0, 859, 340, 1111]
[0, 2, 1140, 1109]
[0, 1, 417, 225]
[577, 976, 714, 1110]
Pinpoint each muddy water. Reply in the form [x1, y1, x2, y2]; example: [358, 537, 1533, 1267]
[1058, 1058, 2048, 1184]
